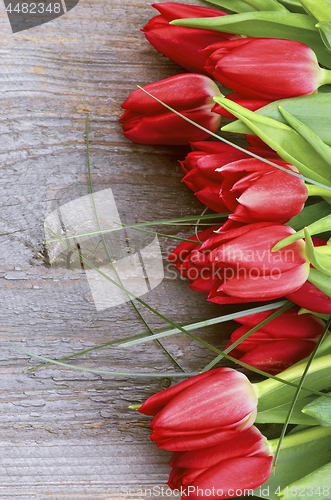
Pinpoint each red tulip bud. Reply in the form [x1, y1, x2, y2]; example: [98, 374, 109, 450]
[169, 222, 310, 305]
[180, 142, 308, 222]
[202, 38, 331, 101]
[120, 74, 222, 145]
[225, 307, 324, 375]
[138, 367, 258, 451]
[142, 3, 239, 74]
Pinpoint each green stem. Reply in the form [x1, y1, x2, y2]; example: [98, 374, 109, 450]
[255, 353, 331, 399]
[268, 426, 331, 455]
[129, 404, 142, 410]
[306, 183, 331, 199]
[320, 68, 331, 87]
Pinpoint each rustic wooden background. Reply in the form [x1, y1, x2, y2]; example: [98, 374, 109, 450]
[0, 0, 259, 498]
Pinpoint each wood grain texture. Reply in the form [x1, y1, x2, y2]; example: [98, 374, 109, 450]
[0, 0, 256, 498]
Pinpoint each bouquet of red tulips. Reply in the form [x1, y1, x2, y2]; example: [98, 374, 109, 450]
[119, 0, 331, 497]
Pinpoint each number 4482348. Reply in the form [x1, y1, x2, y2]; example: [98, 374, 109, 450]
[275, 486, 330, 497]
[6, 3, 62, 14]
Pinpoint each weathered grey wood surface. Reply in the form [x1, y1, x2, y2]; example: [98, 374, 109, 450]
[0, 0, 253, 498]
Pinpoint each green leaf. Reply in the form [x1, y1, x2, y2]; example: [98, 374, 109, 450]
[308, 267, 331, 298]
[205, 0, 305, 13]
[133, 85, 331, 192]
[256, 354, 331, 411]
[304, 227, 331, 276]
[273, 213, 331, 250]
[255, 396, 319, 425]
[302, 392, 331, 425]
[287, 201, 331, 231]
[254, 427, 331, 499]
[120, 301, 289, 347]
[244, 0, 289, 11]
[316, 21, 331, 51]
[203, 0, 259, 12]
[278, 106, 331, 167]
[277, 0, 307, 13]
[222, 93, 331, 147]
[299, 0, 331, 22]
[170, 12, 331, 68]
[216, 97, 331, 186]
[280, 462, 331, 500]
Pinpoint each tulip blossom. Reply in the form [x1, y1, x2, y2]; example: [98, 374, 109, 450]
[169, 222, 310, 305]
[202, 38, 331, 101]
[142, 3, 239, 74]
[225, 308, 324, 375]
[180, 141, 276, 213]
[181, 142, 308, 222]
[138, 367, 258, 451]
[168, 426, 273, 498]
[120, 74, 222, 145]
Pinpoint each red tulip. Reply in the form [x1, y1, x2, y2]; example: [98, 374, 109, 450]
[142, 3, 239, 74]
[225, 308, 324, 375]
[168, 426, 272, 498]
[120, 74, 222, 145]
[202, 38, 330, 101]
[138, 367, 258, 451]
[169, 222, 310, 305]
[181, 142, 308, 221]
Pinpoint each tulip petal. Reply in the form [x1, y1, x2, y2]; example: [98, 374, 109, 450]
[219, 262, 310, 299]
[203, 38, 321, 100]
[122, 107, 221, 145]
[151, 369, 257, 431]
[153, 3, 229, 21]
[212, 93, 271, 118]
[138, 369, 217, 416]
[189, 275, 219, 294]
[213, 225, 307, 272]
[182, 456, 273, 499]
[170, 426, 267, 468]
[235, 307, 324, 338]
[194, 186, 228, 213]
[286, 279, 331, 314]
[238, 340, 317, 375]
[153, 427, 243, 451]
